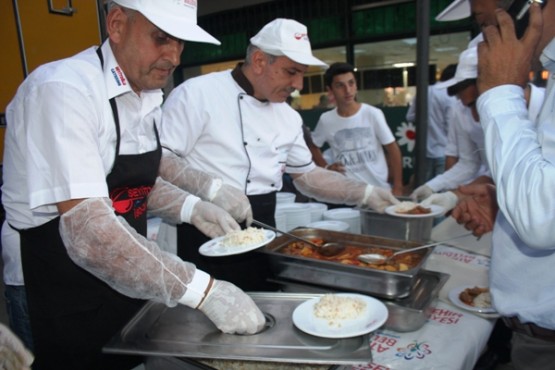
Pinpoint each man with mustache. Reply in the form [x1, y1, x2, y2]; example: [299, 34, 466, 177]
[161, 18, 400, 291]
[2, 1, 265, 368]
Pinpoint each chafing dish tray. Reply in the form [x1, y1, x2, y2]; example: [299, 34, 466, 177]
[260, 228, 434, 299]
[271, 269, 449, 332]
[104, 293, 372, 365]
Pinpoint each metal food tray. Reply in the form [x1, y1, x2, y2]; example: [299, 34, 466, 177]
[104, 293, 372, 365]
[260, 228, 434, 299]
[272, 270, 449, 332]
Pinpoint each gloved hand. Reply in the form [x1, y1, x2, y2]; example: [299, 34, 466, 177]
[198, 280, 265, 334]
[410, 184, 434, 202]
[211, 184, 253, 226]
[421, 191, 459, 212]
[359, 185, 400, 213]
[0, 322, 34, 370]
[191, 201, 240, 238]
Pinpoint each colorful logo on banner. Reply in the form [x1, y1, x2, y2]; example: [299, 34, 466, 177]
[395, 340, 432, 360]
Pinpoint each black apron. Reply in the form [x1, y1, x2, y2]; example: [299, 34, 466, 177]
[176, 192, 279, 291]
[19, 47, 161, 370]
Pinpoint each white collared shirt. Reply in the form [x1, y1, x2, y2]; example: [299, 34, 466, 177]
[1, 41, 163, 285]
[2, 41, 163, 230]
[476, 38, 555, 328]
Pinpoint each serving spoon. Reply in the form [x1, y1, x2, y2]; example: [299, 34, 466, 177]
[358, 232, 475, 265]
[251, 219, 345, 257]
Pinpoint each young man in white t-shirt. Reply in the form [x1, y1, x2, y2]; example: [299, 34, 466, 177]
[312, 62, 404, 196]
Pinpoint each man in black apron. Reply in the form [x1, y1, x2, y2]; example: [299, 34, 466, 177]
[3, 1, 264, 369]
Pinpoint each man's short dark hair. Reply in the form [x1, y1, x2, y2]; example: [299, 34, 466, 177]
[447, 78, 477, 96]
[324, 62, 356, 87]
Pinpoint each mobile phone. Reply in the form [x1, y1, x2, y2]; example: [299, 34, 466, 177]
[508, 0, 548, 38]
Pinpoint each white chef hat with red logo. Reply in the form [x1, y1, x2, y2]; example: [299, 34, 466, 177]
[250, 18, 328, 67]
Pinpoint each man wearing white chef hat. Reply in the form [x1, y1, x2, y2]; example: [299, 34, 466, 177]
[2, 1, 267, 369]
[160, 18, 400, 291]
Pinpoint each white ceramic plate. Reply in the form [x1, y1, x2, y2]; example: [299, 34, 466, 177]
[385, 204, 445, 218]
[292, 293, 388, 339]
[448, 285, 497, 314]
[199, 230, 276, 257]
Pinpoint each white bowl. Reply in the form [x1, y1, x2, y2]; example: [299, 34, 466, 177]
[305, 202, 328, 222]
[306, 220, 350, 232]
[323, 208, 361, 234]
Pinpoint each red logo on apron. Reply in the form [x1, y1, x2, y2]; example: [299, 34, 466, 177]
[110, 186, 152, 219]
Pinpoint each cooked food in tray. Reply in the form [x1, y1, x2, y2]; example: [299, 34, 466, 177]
[279, 239, 424, 272]
[394, 201, 431, 215]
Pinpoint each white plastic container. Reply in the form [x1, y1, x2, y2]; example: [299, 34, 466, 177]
[306, 220, 350, 232]
[323, 208, 361, 234]
[276, 203, 311, 231]
[305, 202, 328, 222]
[276, 192, 296, 204]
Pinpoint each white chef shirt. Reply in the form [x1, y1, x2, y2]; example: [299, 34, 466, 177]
[1, 41, 162, 284]
[312, 104, 395, 188]
[406, 84, 458, 159]
[160, 69, 315, 195]
[476, 38, 555, 328]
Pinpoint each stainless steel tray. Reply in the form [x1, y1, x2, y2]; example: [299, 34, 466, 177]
[260, 228, 433, 299]
[271, 270, 449, 332]
[104, 293, 372, 365]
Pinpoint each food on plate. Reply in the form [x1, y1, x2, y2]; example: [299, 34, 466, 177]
[313, 294, 366, 327]
[459, 286, 491, 308]
[279, 240, 422, 272]
[394, 201, 431, 215]
[220, 227, 266, 247]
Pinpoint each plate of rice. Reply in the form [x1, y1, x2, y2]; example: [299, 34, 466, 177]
[199, 227, 276, 257]
[448, 285, 497, 314]
[292, 293, 388, 338]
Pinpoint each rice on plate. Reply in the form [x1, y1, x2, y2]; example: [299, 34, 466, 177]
[313, 294, 367, 327]
[220, 227, 266, 247]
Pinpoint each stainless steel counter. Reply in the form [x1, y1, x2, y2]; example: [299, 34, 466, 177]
[105, 293, 373, 365]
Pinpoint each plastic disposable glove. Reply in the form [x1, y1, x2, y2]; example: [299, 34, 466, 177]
[60, 197, 205, 306]
[420, 191, 459, 212]
[158, 151, 221, 203]
[159, 152, 252, 224]
[191, 201, 240, 239]
[59, 198, 257, 334]
[211, 184, 253, 226]
[293, 167, 399, 212]
[148, 177, 239, 238]
[198, 280, 265, 334]
[410, 184, 434, 202]
[0, 322, 33, 370]
[360, 185, 400, 213]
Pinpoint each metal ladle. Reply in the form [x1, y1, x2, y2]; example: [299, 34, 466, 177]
[251, 219, 345, 257]
[358, 232, 475, 265]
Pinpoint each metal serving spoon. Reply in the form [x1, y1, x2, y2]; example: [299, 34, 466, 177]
[251, 219, 345, 257]
[358, 232, 475, 265]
